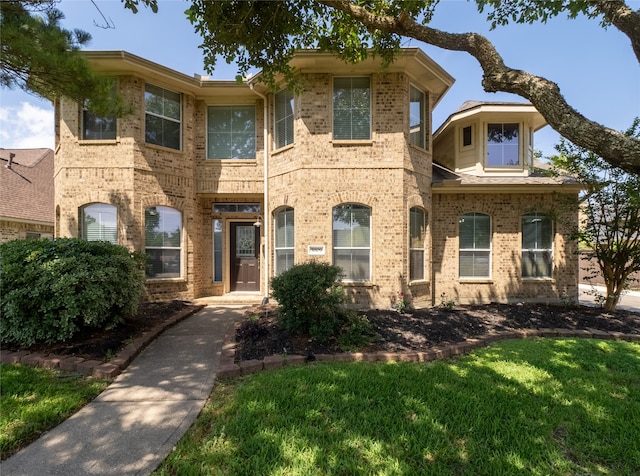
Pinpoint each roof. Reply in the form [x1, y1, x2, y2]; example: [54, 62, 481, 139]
[0, 148, 55, 224]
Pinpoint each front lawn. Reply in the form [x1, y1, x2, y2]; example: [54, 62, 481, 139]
[156, 338, 640, 475]
[0, 364, 109, 460]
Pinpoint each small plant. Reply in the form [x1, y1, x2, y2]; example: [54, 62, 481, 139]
[439, 292, 456, 311]
[392, 291, 411, 314]
[337, 312, 377, 351]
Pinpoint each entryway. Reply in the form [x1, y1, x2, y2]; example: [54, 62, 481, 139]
[229, 222, 260, 292]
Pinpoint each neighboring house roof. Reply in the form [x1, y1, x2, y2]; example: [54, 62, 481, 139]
[0, 148, 55, 224]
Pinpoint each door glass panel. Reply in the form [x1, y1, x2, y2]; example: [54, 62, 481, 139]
[236, 226, 255, 257]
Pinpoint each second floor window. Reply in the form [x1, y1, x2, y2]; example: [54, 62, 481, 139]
[145, 84, 181, 150]
[207, 105, 256, 159]
[82, 80, 117, 140]
[487, 123, 519, 167]
[333, 77, 371, 140]
[274, 89, 294, 149]
[409, 86, 426, 148]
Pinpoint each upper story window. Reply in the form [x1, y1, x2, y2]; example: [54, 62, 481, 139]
[333, 204, 371, 281]
[333, 77, 371, 141]
[207, 105, 256, 159]
[522, 213, 553, 278]
[145, 84, 181, 150]
[409, 207, 426, 281]
[487, 123, 519, 167]
[462, 125, 472, 147]
[459, 212, 491, 279]
[82, 81, 117, 140]
[80, 203, 117, 244]
[274, 89, 294, 149]
[145, 206, 182, 279]
[409, 86, 426, 149]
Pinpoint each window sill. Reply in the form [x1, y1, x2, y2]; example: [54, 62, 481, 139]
[459, 279, 493, 284]
[409, 280, 430, 286]
[331, 140, 373, 147]
[341, 281, 375, 288]
[408, 143, 428, 153]
[521, 277, 555, 282]
[145, 143, 183, 154]
[204, 159, 257, 165]
[78, 139, 119, 145]
[272, 143, 295, 155]
[146, 277, 186, 283]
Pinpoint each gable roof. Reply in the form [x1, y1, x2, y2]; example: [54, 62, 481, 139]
[0, 148, 55, 224]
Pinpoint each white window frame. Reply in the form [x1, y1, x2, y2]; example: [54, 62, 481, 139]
[332, 76, 371, 141]
[207, 104, 257, 160]
[332, 204, 371, 282]
[144, 83, 182, 150]
[409, 85, 426, 149]
[521, 213, 554, 278]
[145, 206, 182, 280]
[274, 207, 294, 276]
[459, 212, 492, 279]
[409, 207, 426, 281]
[80, 203, 118, 244]
[274, 88, 294, 149]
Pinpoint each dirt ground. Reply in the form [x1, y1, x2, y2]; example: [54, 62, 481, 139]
[8, 301, 640, 364]
[235, 303, 640, 362]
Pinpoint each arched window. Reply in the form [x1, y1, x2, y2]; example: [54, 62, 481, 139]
[274, 207, 294, 275]
[333, 204, 371, 281]
[522, 213, 553, 278]
[145, 206, 182, 279]
[409, 207, 426, 281]
[80, 203, 117, 244]
[459, 212, 491, 278]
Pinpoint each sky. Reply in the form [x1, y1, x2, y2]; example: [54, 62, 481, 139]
[1, 0, 638, 158]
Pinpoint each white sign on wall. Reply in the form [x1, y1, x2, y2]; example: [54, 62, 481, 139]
[307, 245, 326, 256]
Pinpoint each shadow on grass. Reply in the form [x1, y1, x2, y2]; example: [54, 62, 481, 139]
[158, 338, 640, 475]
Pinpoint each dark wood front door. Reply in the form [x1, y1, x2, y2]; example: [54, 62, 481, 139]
[230, 222, 260, 292]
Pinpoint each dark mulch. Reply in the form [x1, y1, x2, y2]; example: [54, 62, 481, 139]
[235, 303, 640, 362]
[5, 301, 194, 362]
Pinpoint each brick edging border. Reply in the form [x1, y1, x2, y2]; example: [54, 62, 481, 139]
[216, 317, 640, 379]
[0, 305, 205, 379]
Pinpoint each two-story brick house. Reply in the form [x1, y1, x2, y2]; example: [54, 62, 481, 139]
[54, 49, 581, 308]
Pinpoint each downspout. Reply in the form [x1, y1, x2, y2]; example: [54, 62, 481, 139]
[249, 82, 270, 300]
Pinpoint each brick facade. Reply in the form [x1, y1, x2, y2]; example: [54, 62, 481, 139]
[54, 50, 580, 308]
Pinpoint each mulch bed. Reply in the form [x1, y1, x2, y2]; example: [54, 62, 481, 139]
[234, 303, 640, 362]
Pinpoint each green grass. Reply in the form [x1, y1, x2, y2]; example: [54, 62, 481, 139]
[0, 364, 109, 460]
[156, 338, 640, 476]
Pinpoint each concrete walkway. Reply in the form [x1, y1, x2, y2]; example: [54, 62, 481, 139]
[1, 306, 247, 476]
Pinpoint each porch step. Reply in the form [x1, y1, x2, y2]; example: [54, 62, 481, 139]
[194, 293, 266, 306]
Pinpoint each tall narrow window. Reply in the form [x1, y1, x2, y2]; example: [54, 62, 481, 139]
[462, 125, 472, 147]
[409, 86, 426, 148]
[274, 207, 294, 275]
[213, 219, 223, 282]
[409, 207, 425, 281]
[459, 212, 491, 278]
[333, 204, 371, 281]
[83, 80, 116, 140]
[145, 206, 182, 279]
[522, 213, 553, 278]
[207, 105, 256, 159]
[80, 203, 117, 243]
[333, 77, 371, 140]
[487, 123, 519, 167]
[274, 89, 294, 149]
[145, 84, 181, 150]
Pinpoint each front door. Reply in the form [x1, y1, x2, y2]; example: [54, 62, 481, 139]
[230, 222, 260, 292]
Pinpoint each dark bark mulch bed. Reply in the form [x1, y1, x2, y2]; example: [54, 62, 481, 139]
[5, 301, 194, 362]
[235, 303, 640, 363]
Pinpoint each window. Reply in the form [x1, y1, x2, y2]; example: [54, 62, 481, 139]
[462, 125, 472, 147]
[275, 208, 294, 275]
[145, 206, 182, 279]
[333, 204, 371, 281]
[213, 203, 260, 213]
[82, 81, 117, 140]
[333, 77, 371, 140]
[145, 84, 181, 150]
[522, 213, 553, 278]
[275, 89, 294, 149]
[213, 219, 223, 282]
[459, 212, 491, 278]
[80, 203, 117, 244]
[409, 86, 426, 148]
[207, 105, 256, 159]
[409, 207, 425, 281]
[487, 123, 519, 166]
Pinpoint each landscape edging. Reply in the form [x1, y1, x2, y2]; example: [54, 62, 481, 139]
[0, 305, 205, 379]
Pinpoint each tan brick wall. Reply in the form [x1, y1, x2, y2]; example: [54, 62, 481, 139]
[0, 221, 54, 244]
[432, 192, 580, 305]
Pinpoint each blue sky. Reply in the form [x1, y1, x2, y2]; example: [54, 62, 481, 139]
[1, 0, 638, 158]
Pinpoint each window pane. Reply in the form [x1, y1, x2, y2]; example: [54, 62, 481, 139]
[333, 77, 370, 140]
[275, 250, 294, 276]
[214, 219, 223, 282]
[487, 123, 519, 166]
[334, 249, 370, 281]
[410, 207, 425, 249]
[462, 125, 472, 147]
[460, 251, 490, 278]
[275, 89, 294, 149]
[410, 86, 425, 148]
[275, 208, 294, 248]
[145, 84, 181, 150]
[81, 203, 117, 243]
[459, 213, 490, 250]
[208, 106, 255, 159]
[410, 249, 424, 280]
[333, 204, 371, 281]
[83, 111, 116, 140]
[146, 248, 181, 279]
[145, 206, 182, 279]
[522, 250, 552, 278]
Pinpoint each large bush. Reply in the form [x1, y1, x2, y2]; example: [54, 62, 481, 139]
[270, 261, 346, 341]
[1, 238, 146, 346]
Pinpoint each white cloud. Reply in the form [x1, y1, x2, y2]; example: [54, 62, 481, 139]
[0, 102, 55, 149]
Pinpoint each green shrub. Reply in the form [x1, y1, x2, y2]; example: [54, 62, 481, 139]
[337, 312, 377, 351]
[0, 238, 146, 346]
[270, 261, 345, 341]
